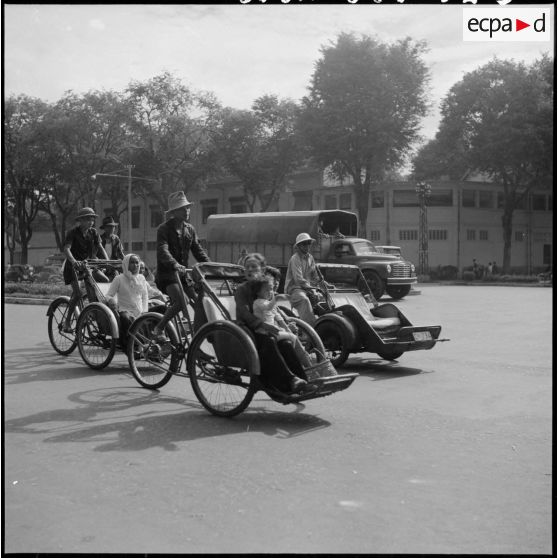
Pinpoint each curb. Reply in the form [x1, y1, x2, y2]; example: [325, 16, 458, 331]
[4, 298, 51, 306]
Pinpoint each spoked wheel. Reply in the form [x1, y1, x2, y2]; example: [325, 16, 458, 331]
[47, 298, 79, 355]
[187, 321, 259, 417]
[315, 319, 351, 367]
[127, 312, 181, 389]
[76, 303, 117, 369]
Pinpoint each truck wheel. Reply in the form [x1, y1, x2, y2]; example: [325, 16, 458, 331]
[386, 285, 411, 300]
[363, 271, 385, 300]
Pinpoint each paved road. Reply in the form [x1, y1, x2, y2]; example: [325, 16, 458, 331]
[3, 285, 553, 554]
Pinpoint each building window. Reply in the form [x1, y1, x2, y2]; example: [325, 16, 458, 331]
[399, 230, 418, 241]
[467, 229, 476, 241]
[339, 193, 352, 210]
[428, 229, 447, 241]
[371, 191, 384, 208]
[393, 190, 419, 207]
[514, 192, 527, 210]
[229, 196, 246, 214]
[515, 231, 525, 242]
[201, 199, 218, 224]
[147, 241, 157, 251]
[462, 190, 476, 208]
[429, 189, 453, 207]
[531, 193, 546, 211]
[479, 230, 488, 241]
[150, 205, 163, 228]
[478, 191, 493, 209]
[370, 230, 381, 241]
[132, 241, 143, 251]
[543, 244, 551, 265]
[497, 192, 504, 209]
[292, 191, 313, 211]
[324, 195, 337, 210]
[131, 206, 141, 228]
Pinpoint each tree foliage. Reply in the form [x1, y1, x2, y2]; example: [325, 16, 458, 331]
[412, 55, 553, 272]
[213, 95, 305, 212]
[299, 32, 430, 235]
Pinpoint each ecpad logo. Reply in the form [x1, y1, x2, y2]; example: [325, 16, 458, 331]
[463, 8, 550, 42]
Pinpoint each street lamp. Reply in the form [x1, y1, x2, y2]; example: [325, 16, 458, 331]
[91, 167, 161, 250]
[415, 181, 431, 277]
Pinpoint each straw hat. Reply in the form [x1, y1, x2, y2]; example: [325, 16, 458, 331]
[166, 191, 193, 214]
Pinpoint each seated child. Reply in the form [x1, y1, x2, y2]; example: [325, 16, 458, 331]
[251, 276, 313, 370]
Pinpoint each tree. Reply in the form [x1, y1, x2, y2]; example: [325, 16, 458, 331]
[213, 95, 305, 211]
[37, 90, 134, 251]
[3, 95, 52, 263]
[413, 55, 553, 273]
[124, 72, 222, 211]
[299, 33, 430, 236]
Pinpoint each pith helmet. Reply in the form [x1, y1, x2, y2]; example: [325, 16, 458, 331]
[100, 216, 118, 228]
[75, 207, 98, 220]
[295, 232, 315, 245]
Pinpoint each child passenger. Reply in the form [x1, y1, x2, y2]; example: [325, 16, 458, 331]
[251, 276, 313, 370]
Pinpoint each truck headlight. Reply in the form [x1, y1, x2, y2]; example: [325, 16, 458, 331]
[410, 264, 415, 273]
[386, 264, 391, 274]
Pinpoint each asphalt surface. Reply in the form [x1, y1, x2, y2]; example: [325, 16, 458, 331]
[2, 284, 554, 554]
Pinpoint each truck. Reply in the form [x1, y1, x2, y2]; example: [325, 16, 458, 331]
[205, 210, 417, 300]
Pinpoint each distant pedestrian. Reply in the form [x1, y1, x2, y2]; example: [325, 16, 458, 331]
[492, 261, 499, 275]
[487, 261, 493, 276]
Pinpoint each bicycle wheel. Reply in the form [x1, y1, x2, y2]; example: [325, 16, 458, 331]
[76, 303, 117, 369]
[47, 297, 78, 355]
[287, 317, 327, 362]
[127, 312, 180, 389]
[187, 321, 259, 417]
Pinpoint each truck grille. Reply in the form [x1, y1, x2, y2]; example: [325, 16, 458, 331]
[391, 262, 412, 277]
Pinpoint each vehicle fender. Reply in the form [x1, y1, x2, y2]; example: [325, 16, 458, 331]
[46, 295, 71, 316]
[315, 312, 359, 351]
[359, 264, 389, 281]
[80, 302, 120, 338]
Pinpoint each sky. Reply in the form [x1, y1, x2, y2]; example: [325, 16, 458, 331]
[4, 3, 554, 144]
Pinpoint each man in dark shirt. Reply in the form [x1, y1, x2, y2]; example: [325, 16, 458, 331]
[99, 216, 125, 260]
[62, 207, 109, 332]
[152, 191, 210, 343]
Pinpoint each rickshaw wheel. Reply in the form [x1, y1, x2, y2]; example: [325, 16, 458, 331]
[127, 312, 180, 390]
[315, 319, 351, 367]
[376, 347, 404, 361]
[47, 298, 78, 355]
[187, 321, 258, 417]
[76, 304, 117, 369]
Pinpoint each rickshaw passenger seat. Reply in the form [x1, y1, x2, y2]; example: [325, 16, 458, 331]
[202, 296, 237, 323]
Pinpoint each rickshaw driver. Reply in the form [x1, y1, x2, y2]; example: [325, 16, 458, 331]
[61, 207, 110, 333]
[284, 232, 321, 326]
[151, 191, 210, 346]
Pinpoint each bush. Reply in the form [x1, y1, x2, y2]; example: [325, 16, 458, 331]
[462, 271, 475, 282]
[4, 281, 70, 297]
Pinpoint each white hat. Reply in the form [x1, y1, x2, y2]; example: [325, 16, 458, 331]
[166, 191, 193, 213]
[295, 232, 315, 245]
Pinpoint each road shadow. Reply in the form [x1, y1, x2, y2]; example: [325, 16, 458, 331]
[3, 344, 129, 384]
[341, 356, 433, 381]
[4, 386, 331, 452]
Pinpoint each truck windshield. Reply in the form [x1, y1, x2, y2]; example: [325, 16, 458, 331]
[352, 240, 380, 256]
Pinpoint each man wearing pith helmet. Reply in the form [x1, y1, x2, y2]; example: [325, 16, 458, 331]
[284, 232, 320, 325]
[61, 207, 109, 332]
[99, 215, 125, 260]
[151, 191, 210, 345]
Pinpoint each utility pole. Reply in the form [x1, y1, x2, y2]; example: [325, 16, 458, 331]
[125, 164, 134, 251]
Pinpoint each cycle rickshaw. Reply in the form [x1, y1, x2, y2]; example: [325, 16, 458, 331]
[280, 263, 449, 367]
[127, 262, 357, 417]
[47, 259, 165, 370]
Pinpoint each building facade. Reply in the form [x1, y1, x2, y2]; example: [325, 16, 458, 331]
[10, 169, 553, 275]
